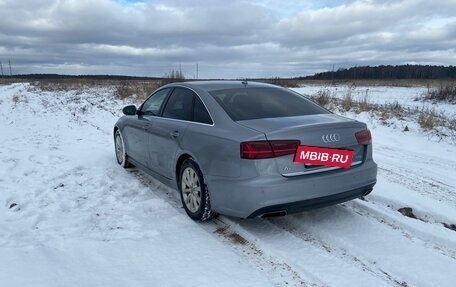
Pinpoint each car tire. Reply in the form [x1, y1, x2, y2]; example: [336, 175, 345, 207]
[114, 129, 133, 168]
[179, 159, 215, 222]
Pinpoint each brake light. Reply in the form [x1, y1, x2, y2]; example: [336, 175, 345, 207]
[355, 129, 372, 145]
[240, 140, 300, 159]
[270, 140, 301, 157]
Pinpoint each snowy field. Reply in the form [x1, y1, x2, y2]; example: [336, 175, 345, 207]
[1, 82, 455, 287]
[294, 85, 456, 118]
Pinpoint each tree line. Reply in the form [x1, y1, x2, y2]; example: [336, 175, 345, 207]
[305, 65, 456, 80]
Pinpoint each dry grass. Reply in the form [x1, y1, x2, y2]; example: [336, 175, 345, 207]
[3, 77, 455, 139]
[0, 77, 29, 85]
[115, 81, 162, 100]
[358, 89, 371, 112]
[422, 83, 456, 103]
[418, 108, 440, 130]
[308, 89, 455, 141]
[341, 89, 354, 111]
[11, 93, 29, 106]
[21, 78, 165, 101]
[313, 90, 331, 107]
[26, 78, 116, 93]
[114, 76, 188, 100]
[22, 78, 187, 101]
[12, 95, 20, 105]
[259, 77, 300, 88]
[296, 78, 456, 88]
[384, 101, 404, 118]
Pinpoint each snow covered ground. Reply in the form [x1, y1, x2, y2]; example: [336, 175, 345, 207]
[1, 82, 455, 287]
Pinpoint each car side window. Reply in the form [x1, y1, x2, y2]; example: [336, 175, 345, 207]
[162, 88, 194, 121]
[193, 96, 213, 125]
[140, 88, 171, 116]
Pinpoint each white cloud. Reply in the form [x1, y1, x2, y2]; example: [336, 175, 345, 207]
[0, 0, 454, 78]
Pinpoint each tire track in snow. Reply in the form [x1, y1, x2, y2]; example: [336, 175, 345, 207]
[376, 145, 455, 172]
[126, 165, 454, 287]
[222, 216, 396, 287]
[129, 166, 401, 286]
[262, 204, 456, 287]
[263, 216, 412, 287]
[129, 169, 319, 287]
[375, 145, 456, 207]
[130, 168, 413, 286]
[378, 166, 456, 206]
[344, 199, 456, 260]
[212, 218, 319, 287]
[249, 217, 409, 287]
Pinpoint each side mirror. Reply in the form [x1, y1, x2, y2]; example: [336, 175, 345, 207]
[122, 105, 137, 115]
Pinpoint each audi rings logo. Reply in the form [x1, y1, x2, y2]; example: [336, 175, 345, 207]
[322, 133, 340, 143]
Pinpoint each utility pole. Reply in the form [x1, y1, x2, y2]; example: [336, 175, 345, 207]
[179, 63, 182, 78]
[196, 63, 199, 80]
[8, 59, 12, 76]
[0, 61, 3, 77]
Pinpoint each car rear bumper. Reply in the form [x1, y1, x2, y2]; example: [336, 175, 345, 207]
[246, 183, 375, 218]
[206, 160, 377, 218]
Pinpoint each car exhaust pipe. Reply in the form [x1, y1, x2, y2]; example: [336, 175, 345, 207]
[363, 187, 373, 196]
[261, 210, 287, 218]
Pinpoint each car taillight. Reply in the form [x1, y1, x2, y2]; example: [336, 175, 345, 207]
[270, 140, 301, 157]
[240, 140, 300, 159]
[355, 129, 372, 145]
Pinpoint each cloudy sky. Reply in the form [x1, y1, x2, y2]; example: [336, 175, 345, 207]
[0, 0, 455, 78]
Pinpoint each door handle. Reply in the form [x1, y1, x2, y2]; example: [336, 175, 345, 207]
[170, 131, 180, 138]
[143, 124, 150, 131]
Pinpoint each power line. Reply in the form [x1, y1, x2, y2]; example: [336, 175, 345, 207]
[8, 60, 12, 76]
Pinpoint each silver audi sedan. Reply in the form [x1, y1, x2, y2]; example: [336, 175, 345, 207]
[114, 81, 377, 221]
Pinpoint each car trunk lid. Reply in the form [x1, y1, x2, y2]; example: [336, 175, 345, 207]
[237, 114, 367, 175]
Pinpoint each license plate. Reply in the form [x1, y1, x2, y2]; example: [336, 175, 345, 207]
[293, 145, 354, 169]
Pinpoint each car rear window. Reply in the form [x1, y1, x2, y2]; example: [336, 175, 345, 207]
[209, 87, 329, 121]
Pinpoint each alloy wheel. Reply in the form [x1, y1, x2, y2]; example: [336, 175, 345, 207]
[115, 133, 124, 164]
[181, 167, 202, 213]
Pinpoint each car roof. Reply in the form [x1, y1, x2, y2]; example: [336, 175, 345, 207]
[169, 80, 279, 92]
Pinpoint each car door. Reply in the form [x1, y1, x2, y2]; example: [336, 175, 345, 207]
[124, 88, 171, 166]
[146, 87, 194, 179]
